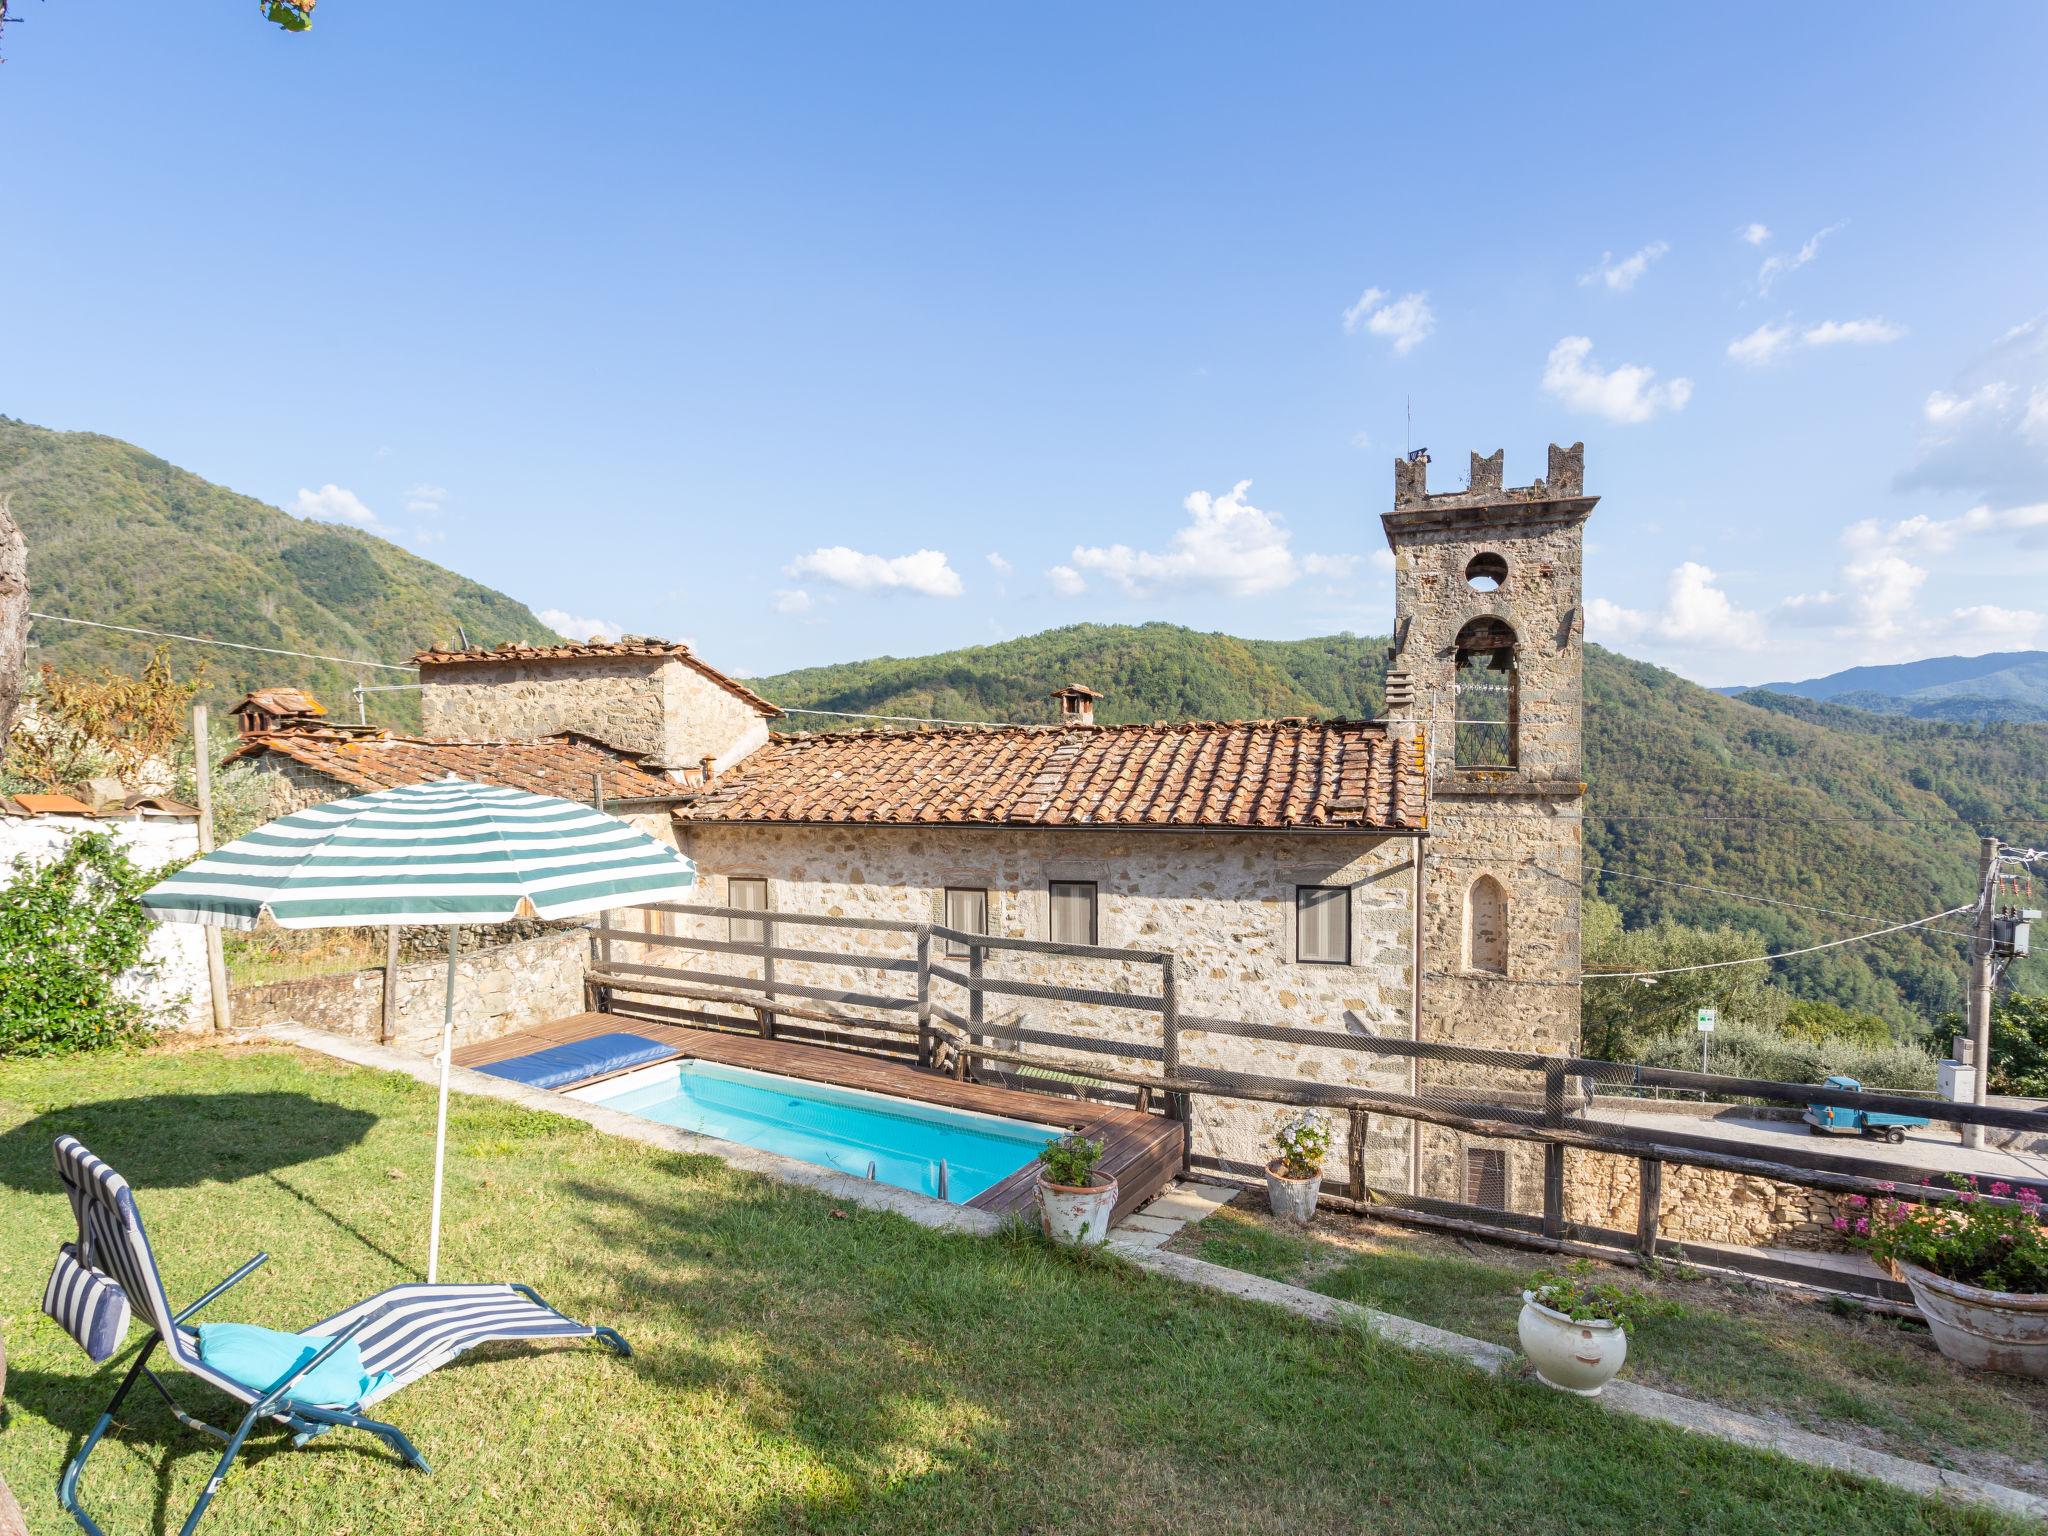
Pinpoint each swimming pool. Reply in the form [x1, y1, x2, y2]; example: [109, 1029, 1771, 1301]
[569, 1059, 1060, 1203]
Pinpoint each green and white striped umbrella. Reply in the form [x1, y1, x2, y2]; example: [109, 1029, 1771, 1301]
[142, 776, 696, 929]
[140, 776, 695, 1282]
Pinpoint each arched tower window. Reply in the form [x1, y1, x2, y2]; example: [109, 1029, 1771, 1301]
[1453, 617, 1519, 769]
[1464, 875, 1508, 974]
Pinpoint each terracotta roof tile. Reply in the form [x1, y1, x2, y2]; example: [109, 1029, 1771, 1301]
[233, 687, 327, 719]
[226, 729, 689, 804]
[412, 636, 780, 717]
[677, 720, 1425, 832]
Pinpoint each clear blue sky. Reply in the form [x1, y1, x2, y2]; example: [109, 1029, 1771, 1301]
[5, 3, 2045, 686]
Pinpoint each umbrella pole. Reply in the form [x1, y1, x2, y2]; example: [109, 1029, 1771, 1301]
[427, 924, 459, 1284]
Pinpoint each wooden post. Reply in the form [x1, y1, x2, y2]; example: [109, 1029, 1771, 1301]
[914, 925, 933, 1067]
[1635, 1156, 1663, 1259]
[1348, 1105, 1367, 1202]
[590, 772, 611, 977]
[191, 705, 232, 1034]
[1541, 1142, 1566, 1239]
[760, 911, 778, 1039]
[1159, 952, 1181, 1079]
[379, 924, 401, 1044]
[968, 940, 985, 1048]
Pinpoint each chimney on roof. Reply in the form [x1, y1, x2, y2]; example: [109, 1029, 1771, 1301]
[1051, 685, 1102, 726]
[699, 754, 716, 783]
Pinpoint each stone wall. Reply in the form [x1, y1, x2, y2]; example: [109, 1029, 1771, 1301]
[419, 654, 769, 773]
[230, 926, 589, 1054]
[664, 823, 1421, 1176]
[1564, 1147, 1850, 1251]
[0, 811, 212, 1034]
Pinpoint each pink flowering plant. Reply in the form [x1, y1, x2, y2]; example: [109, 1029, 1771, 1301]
[1844, 1175, 2048, 1295]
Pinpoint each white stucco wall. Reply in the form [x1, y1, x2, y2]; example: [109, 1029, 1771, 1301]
[0, 812, 212, 1035]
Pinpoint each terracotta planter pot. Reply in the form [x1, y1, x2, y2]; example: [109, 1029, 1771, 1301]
[1899, 1262, 2048, 1379]
[1265, 1161, 1322, 1224]
[1518, 1292, 1628, 1396]
[1037, 1174, 1118, 1246]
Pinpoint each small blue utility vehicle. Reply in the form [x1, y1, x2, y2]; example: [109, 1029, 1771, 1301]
[1802, 1074, 1931, 1145]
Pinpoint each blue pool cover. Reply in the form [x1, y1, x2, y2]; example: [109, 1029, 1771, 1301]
[473, 1032, 678, 1091]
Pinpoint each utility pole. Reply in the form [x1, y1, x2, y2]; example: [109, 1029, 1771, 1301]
[1962, 835, 1999, 1151]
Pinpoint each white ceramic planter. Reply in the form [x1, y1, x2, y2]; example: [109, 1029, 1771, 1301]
[1037, 1175, 1118, 1246]
[1899, 1262, 2048, 1379]
[1518, 1291, 1628, 1396]
[1265, 1161, 1322, 1225]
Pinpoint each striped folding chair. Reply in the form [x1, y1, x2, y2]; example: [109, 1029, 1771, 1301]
[45, 1136, 631, 1536]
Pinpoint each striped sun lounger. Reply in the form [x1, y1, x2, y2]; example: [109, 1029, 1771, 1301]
[44, 1136, 631, 1536]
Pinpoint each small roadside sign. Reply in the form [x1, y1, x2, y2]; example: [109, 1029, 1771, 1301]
[1696, 1008, 1718, 1032]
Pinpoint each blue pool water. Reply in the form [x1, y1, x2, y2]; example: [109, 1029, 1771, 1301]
[571, 1060, 1058, 1202]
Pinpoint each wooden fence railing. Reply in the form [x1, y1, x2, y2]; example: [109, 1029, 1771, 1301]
[586, 903, 2048, 1303]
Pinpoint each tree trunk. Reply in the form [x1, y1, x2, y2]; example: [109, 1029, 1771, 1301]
[0, 492, 27, 746]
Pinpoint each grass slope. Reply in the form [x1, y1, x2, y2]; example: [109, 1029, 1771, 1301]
[0, 1047, 2026, 1535]
[0, 417, 558, 729]
[759, 624, 2046, 1029]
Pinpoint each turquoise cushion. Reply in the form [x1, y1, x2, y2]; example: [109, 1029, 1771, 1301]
[197, 1322, 389, 1408]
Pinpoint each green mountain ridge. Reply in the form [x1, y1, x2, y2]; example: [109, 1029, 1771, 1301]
[0, 417, 559, 727]
[3, 417, 2039, 1032]
[759, 624, 2048, 1031]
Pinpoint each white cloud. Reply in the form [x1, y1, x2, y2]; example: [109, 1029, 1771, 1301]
[1802, 317, 1905, 347]
[985, 552, 1012, 576]
[1739, 222, 1772, 246]
[1899, 315, 2048, 505]
[1541, 336, 1692, 423]
[1302, 553, 1360, 578]
[1068, 480, 1350, 598]
[1350, 430, 1374, 451]
[290, 484, 381, 529]
[773, 589, 814, 615]
[404, 483, 449, 515]
[1046, 564, 1087, 597]
[1580, 241, 1669, 292]
[1727, 322, 1793, 367]
[537, 608, 625, 643]
[1729, 316, 1905, 366]
[784, 546, 963, 598]
[1757, 221, 1844, 295]
[1588, 563, 1764, 652]
[411, 529, 445, 546]
[1341, 287, 1435, 354]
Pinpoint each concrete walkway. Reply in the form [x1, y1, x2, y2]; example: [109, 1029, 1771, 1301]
[263, 1026, 2046, 1525]
[1590, 1101, 2048, 1183]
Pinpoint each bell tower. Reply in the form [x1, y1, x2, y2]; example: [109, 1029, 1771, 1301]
[1383, 444, 1596, 1057]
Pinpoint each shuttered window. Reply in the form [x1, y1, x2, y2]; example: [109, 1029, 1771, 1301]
[1296, 885, 1350, 965]
[1464, 1148, 1507, 1211]
[1048, 881, 1097, 946]
[943, 887, 989, 957]
[728, 877, 768, 946]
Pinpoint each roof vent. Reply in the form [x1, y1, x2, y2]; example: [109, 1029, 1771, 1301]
[1050, 685, 1102, 726]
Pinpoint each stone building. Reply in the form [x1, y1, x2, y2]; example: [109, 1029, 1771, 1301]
[227, 445, 1597, 1201]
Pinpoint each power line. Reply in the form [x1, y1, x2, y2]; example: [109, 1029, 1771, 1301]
[1581, 905, 1973, 981]
[28, 612, 415, 674]
[1585, 865, 1980, 940]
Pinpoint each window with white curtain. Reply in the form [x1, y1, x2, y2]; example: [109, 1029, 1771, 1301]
[1048, 881, 1097, 946]
[1295, 885, 1350, 965]
[943, 886, 989, 958]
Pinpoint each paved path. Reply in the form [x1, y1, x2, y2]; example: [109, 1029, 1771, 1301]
[1588, 1102, 2048, 1184]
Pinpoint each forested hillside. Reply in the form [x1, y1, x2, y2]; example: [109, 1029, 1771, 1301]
[0, 418, 557, 727]
[760, 624, 2047, 1031]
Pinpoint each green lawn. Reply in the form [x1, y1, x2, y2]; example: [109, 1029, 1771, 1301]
[0, 1046, 2031, 1535]
[1176, 1203, 2048, 1499]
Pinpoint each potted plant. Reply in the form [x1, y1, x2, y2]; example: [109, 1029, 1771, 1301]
[1517, 1260, 1668, 1396]
[1265, 1109, 1330, 1224]
[1846, 1175, 2048, 1378]
[1035, 1133, 1116, 1246]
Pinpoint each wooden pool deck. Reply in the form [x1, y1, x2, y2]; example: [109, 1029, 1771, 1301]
[453, 1012, 1185, 1224]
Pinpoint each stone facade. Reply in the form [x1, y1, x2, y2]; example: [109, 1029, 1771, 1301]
[1564, 1148, 1851, 1251]
[664, 822, 1421, 1176]
[419, 651, 770, 774]
[230, 926, 590, 1054]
